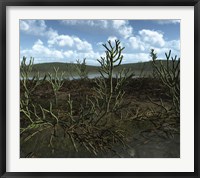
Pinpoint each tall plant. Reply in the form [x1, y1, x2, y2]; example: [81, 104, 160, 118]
[47, 67, 65, 106]
[20, 56, 43, 105]
[150, 49, 180, 117]
[75, 58, 88, 79]
[94, 40, 134, 124]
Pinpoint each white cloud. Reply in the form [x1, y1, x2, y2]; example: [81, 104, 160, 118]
[112, 20, 133, 39]
[48, 34, 93, 52]
[149, 40, 180, 58]
[20, 20, 61, 45]
[119, 26, 133, 39]
[48, 35, 74, 47]
[20, 21, 29, 31]
[61, 20, 133, 39]
[126, 29, 180, 60]
[139, 29, 165, 47]
[112, 20, 126, 29]
[20, 20, 47, 36]
[20, 37, 180, 65]
[61, 20, 108, 28]
[152, 47, 180, 59]
[102, 27, 178, 57]
[156, 20, 180, 25]
[165, 40, 180, 51]
[20, 39, 101, 65]
[73, 37, 93, 52]
[63, 50, 73, 58]
[21, 39, 64, 60]
[123, 53, 150, 63]
[32, 40, 48, 53]
[128, 36, 145, 51]
[46, 28, 59, 40]
[20, 20, 180, 65]
[20, 20, 96, 62]
[34, 39, 43, 46]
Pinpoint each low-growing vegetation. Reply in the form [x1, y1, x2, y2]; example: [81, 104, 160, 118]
[20, 40, 180, 158]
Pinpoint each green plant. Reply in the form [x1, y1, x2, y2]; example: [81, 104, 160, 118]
[47, 67, 65, 106]
[94, 40, 134, 125]
[150, 49, 180, 117]
[21, 40, 150, 158]
[20, 56, 34, 80]
[20, 102, 60, 155]
[20, 56, 45, 105]
[137, 49, 180, 140]
[75, 58, 88, 79]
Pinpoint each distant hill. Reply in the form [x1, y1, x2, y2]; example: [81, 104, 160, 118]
[31, 60, 179, 77]
[32, 62, 99, 73]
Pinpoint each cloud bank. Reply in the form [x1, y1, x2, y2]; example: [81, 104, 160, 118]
[20, 20, 180, 65]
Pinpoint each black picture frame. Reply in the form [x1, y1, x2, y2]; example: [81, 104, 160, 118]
[0, 0, 199, 177]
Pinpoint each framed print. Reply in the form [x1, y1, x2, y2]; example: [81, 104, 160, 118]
[0, 0, 199, 177]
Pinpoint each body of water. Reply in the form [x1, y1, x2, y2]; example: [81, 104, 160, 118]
[20, 73, 140, 80]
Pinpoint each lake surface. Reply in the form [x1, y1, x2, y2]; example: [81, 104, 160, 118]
[21, 73, 140, 80]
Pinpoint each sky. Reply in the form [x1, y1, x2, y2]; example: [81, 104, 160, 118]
[20, 19, 180, 66]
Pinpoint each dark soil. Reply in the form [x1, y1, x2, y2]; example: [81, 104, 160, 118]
[20, 77, 180, 158]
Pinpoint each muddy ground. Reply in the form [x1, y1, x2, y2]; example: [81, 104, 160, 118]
[20, 77, 180, 158]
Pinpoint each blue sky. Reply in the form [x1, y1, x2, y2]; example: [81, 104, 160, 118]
[20, 19, 180, 66]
